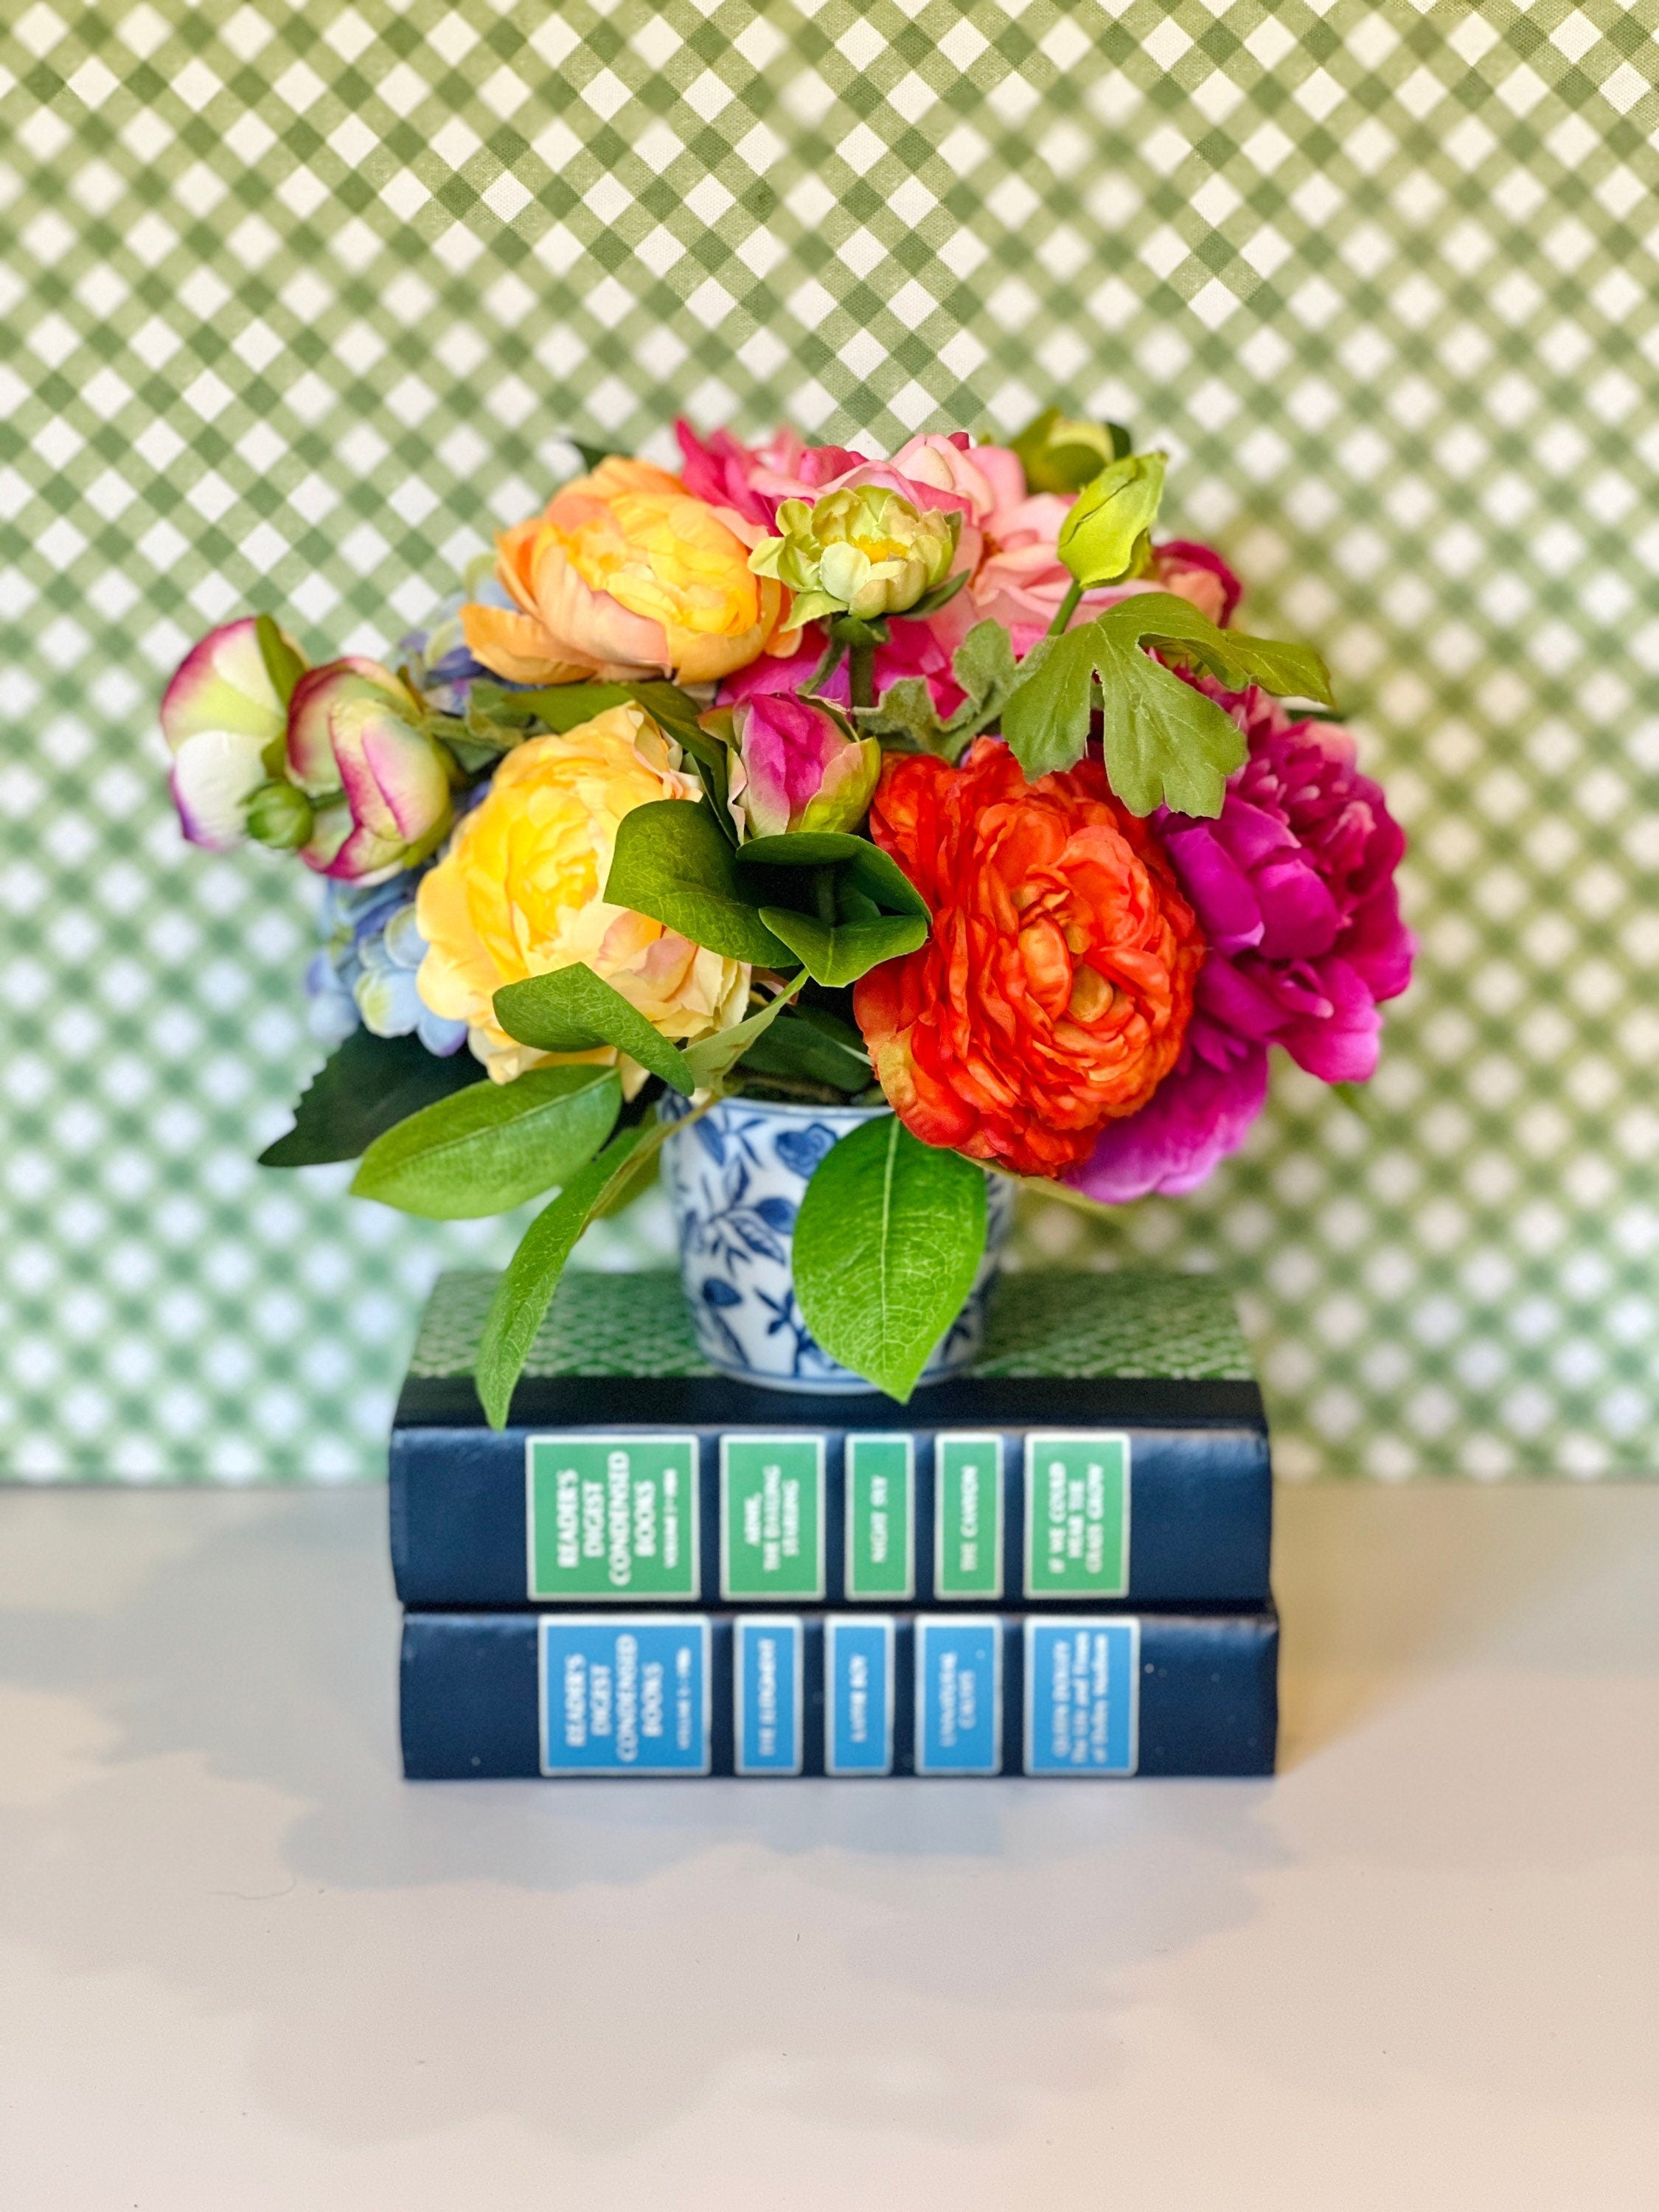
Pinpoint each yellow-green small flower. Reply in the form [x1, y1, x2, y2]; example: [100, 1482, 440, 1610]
[1056, 452, 1168, 591]
[748, 487, 961, 627]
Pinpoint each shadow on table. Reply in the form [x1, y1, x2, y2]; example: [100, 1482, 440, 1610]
[1275, 1477, 1639, 1767]
[0, 1490, 1288, 2159]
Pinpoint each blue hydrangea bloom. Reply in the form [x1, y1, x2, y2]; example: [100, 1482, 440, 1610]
[306, 875, 468, 1058]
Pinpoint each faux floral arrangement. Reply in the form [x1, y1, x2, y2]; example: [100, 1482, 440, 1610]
[160, 411, 1411, 1417]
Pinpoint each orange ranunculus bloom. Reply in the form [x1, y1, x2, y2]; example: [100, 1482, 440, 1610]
[853, 740, 1203, 1178]
[461, 458, 798, 686]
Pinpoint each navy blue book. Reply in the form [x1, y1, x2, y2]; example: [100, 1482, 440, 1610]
[391, 1271, 1273, 1609]
[400, 1605, 1277, 1779]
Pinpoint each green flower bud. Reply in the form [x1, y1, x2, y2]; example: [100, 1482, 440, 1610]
[1012, 407, 1131, 495]
[1056, 452, 1168, 591]
[246, 779, 315, 851]
[749, 487, 961, 628]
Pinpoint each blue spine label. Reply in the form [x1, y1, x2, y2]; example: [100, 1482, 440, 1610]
[914, 1617, 1003, 1775]
[1023, 1618, 1141, 1775]
[538, 1616, 712, 1775]
[734, 1615, 804, 1775]
[825, 1616, 894, 1775]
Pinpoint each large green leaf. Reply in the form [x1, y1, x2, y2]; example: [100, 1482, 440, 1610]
[493, 962, 696, 1094]
[681, 970, 807, 1088]
[475, 1119, 663, 1427]
[792, 1114, 989, 1402]
[258, 1029, 485, 1168]
[758, 906, 928, 988]
[1001, 591, 1330, 816]
[735, 832, 929, 919]
[349, 1065, 621, 1219]
[605, 799, 793, 964]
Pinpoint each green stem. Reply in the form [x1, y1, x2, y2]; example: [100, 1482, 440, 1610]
[848, 638, 876, 710]
[1047, 578, 1085, 638]
[812, 865, 838, 927]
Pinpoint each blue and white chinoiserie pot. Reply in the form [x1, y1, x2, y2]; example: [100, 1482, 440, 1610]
[659, 1096, 1014, 1394]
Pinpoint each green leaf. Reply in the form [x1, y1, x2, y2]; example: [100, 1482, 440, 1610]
[573, 440, 622, 473]
[733, 1007, 871, 1094]
[349, 1065, 621, 1219]
[492, 962, 697, 1094]
[605, 799, 793, 964]
[487, 680, 635, 730]
[858, 619, 1020, 762]
[254, 612, 306, 708]
[1001, 591, 1329, 816]
[258, 1029, 485, 1168]
[757, 905, 928, 988]
[792, 1115, 988, 1401]
[476, 1118, 666, 1426]
[682, 970, 807, 1087]
[735, 832, 930, 919]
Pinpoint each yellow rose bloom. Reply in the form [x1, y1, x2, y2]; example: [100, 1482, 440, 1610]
[415, 703, 751, 1085]
[461, 458, 799, 686]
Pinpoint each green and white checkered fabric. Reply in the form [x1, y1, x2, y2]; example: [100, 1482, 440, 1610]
[1, 0, 1655, 1481]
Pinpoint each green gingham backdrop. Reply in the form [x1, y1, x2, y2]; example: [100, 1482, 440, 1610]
[1, 0, 1655, 1481]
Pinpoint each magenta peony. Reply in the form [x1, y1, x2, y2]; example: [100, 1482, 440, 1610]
[1069, 684, 1413, 1203]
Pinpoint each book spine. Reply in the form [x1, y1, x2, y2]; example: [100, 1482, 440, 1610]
[400, 1607, 1278, 1779]
[390, 1421, 1270, 1609]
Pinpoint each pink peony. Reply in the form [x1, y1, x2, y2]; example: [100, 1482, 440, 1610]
[681, 422, 1243, 669]
[1068, 684, 1413, 1203]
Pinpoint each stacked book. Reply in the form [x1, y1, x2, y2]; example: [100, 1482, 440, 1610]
[393, 1270, 1276, 1779]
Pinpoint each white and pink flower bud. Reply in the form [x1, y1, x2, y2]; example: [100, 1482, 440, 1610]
[159, 616, 301, 849]
[286, 658, 453, 885]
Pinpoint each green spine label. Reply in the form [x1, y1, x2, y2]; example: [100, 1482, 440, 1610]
[720, 1435, 826, 1599]
[933, 1434, 1004, 1598]
[1023, 1433, 1131, 1596]
[525, 1435, 699, 1601]
[845, 1435, 914, 1599]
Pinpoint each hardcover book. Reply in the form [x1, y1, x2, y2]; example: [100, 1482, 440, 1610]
[400, 1606, 1278, 1780]
[391, 1270, 1273, 1609]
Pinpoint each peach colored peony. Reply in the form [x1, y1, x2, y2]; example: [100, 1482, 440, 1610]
[462, 458, 797, 686]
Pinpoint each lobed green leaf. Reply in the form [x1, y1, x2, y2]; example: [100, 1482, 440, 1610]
[1001, 591, 1332, 816]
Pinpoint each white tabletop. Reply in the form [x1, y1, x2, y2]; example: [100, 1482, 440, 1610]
[1, 1481, 1655, 2210]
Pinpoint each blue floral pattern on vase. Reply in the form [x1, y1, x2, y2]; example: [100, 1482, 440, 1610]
[659, 1096, 1014, 1394]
